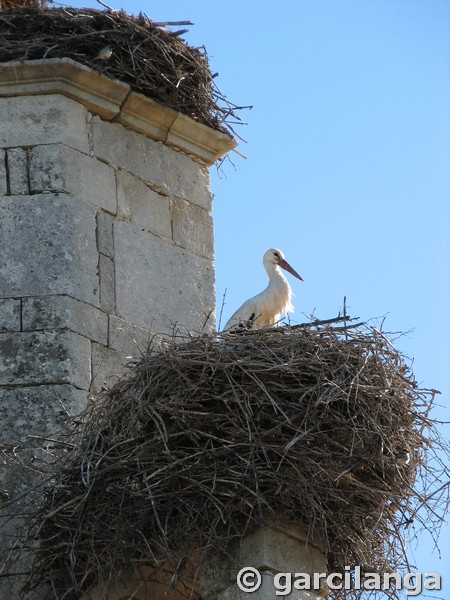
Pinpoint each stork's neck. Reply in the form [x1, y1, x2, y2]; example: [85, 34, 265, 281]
[264, 260, 293, 315]
[265, 262, 288, 287]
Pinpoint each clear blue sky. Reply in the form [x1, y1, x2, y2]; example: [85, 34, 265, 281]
[64, 0, 450, 595]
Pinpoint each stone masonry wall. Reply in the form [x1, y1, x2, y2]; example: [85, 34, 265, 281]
[0, 92, 216, 596]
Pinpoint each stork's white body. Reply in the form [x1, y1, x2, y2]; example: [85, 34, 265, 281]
[223, 248, 303, 331]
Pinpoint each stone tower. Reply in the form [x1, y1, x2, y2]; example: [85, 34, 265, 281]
[0, 55, 234, 596]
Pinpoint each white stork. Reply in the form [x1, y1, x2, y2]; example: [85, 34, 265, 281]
[223, 248, 303, 331]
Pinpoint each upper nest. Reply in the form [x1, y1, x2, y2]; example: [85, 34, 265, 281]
[0, 7, 240, 135]
[15, 319, 448, 600]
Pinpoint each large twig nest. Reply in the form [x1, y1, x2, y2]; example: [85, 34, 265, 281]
[0, 7, 242, 135]
[14, 319, 449, 599]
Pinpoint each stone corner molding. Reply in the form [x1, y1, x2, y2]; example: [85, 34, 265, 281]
[0, 58, 236, 165]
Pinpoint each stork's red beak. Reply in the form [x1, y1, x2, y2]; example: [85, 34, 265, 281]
[278, 258, 304, 281]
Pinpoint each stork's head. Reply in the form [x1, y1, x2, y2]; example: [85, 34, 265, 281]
[264, 248, 304, 281]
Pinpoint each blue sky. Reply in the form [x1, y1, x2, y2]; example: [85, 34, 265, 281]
[63, 0, 450, 595]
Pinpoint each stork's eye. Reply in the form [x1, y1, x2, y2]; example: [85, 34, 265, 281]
[274, 252, 280, 258]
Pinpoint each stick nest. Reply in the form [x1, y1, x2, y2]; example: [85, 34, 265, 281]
[0, 7, 240, 135]
[16, 320, 449, 599]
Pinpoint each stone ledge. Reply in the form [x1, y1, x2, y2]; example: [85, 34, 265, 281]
[0, 58, 129, 120]
[0, 58, 236, 165]
[167, 111, 236, 164]
[116, 90, 177, 144]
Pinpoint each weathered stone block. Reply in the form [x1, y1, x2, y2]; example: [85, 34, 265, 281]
[172, 196, 214, 258]
[113, 221, 215, 333]
[0, 298, 21, 332]
[116, 169, 171, 239]
[235, 529, 326, 581]
[0, 149, 6, 195]
[0, 330, 91, 389]
[22, 295, 108, 345]
[91, 342, 129, 392]
[91, 117, 213, 209]
[6, 147, 28, 195]
[108, 314, 153, 357]
[0, 384, 87, 445]
[96, 210, 114, 258]
[99, 254, 115, 312]
[0, 194, 100, 305]
[29, 143, 117, 213]
[0, 94, 89, 153]
[202, 529, 327, 600]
